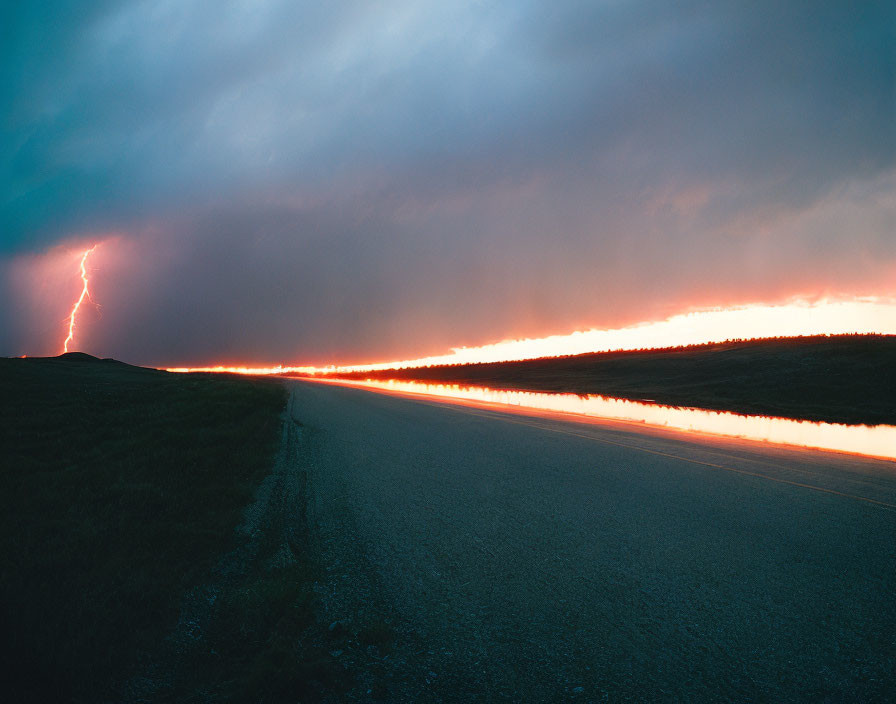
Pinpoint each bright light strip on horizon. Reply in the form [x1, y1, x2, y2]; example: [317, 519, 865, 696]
[312, 378, 896, 461]
[166, 298, 896, 375]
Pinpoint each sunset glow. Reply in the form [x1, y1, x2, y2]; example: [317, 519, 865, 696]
[62, 245, 98, 354]
[308, 378, 896, 461]
[166, 298, 896, 375]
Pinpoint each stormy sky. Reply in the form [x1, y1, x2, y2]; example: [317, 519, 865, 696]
[2, 1, 894, 365]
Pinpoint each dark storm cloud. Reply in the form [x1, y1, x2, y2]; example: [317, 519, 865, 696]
[2, 1, 894, 363]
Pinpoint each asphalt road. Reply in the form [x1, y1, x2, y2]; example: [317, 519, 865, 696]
[289, 379, 896, 702]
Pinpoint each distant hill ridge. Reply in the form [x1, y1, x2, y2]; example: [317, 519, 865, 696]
[324, 334, 896, 426]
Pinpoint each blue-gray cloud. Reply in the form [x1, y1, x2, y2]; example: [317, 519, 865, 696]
[2, 1, 894, 362]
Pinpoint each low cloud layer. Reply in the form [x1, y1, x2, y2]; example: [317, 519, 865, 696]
[2, 1, 894, 364]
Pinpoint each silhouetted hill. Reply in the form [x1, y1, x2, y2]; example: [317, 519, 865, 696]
[57, 351, 102, 361]
[11, 352, 125, 365]
[324, 335, 896, 425]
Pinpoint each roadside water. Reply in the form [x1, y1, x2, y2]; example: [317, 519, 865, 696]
[301, 378, 896, 461]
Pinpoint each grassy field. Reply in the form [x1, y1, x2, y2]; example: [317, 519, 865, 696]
[0, 354, 335, 702]
[326, 335, 896, 425]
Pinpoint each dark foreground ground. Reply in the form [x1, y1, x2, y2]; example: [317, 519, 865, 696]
[0, 354, 347, 702]
[4, 353, 894, 702]
[293, 380, 896, 701]
[294, 380, 896, 702]
[326, 335, 896, 425]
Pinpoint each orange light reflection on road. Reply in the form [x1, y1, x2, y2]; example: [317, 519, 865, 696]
[308, 378, 896, 461]
[166, 298, 896, 376]
[63, 245, 98, 353]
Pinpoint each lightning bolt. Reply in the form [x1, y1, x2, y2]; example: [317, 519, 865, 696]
[63, 245, 99, 354]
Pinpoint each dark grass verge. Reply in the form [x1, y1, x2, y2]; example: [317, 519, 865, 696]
[322, 335, 896, 425]
[146, 534, 349, 703]
[134, 411, 357, 703]
[0, 354, 328, 702]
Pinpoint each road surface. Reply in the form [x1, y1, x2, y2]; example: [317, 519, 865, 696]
[288, 379, 895, 702]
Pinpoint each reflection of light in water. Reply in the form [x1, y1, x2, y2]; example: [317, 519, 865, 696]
[310, 378, 896, 461]
[167, 298, 896, 375]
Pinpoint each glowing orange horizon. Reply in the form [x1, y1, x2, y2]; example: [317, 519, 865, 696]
[166, 297, 896, 376]
[63, 245, 98, 354]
